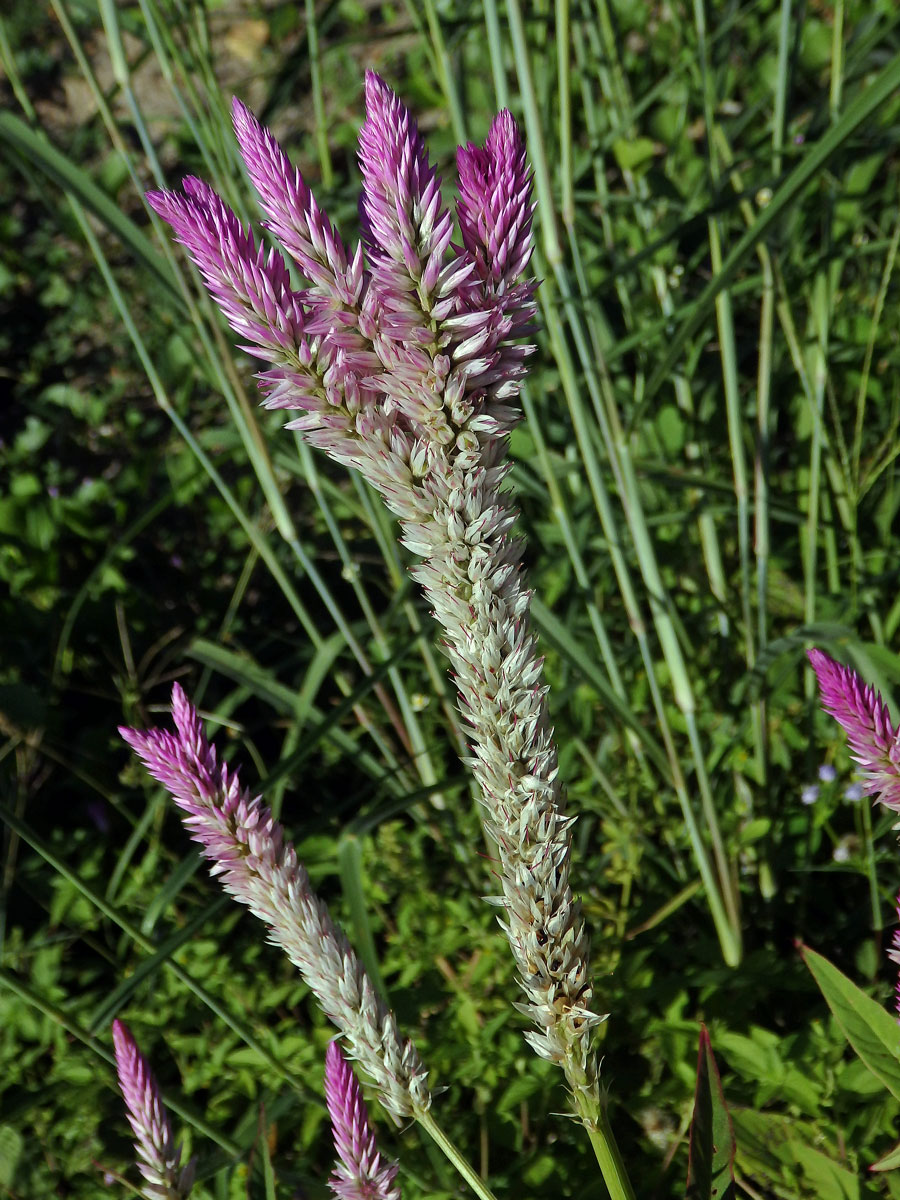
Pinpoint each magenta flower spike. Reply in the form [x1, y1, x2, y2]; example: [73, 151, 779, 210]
[358, 71, 453, 289]
[112, 1019, 195, 1199]
[231, 97, 359, 306]
[120, 686, 429, 1121]
[807, 649, 900, 810]
[325, 1041, 401, 1200]
[146, 181, 305, 361]
[456, 109, 535, 288]
[888, 898, 900, 1018]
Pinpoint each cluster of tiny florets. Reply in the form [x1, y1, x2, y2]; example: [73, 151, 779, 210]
[808, 649, 900, 810]
[809, 648, 900, 1016]
[325, 1041, 401, 1200]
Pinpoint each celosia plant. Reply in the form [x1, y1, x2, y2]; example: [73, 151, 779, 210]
[809, 648, 900, 1013]
[118, 72, 635, 1200]
[325, 1040, 401, 1200]
[112, 1019, 195, 1199]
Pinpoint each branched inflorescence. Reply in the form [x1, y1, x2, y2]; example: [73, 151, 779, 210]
[120, 686, 429, 1121]
[112, 1019, 195, 1199]
[147, 72, 602, 1100]
[809, 648, 900, 1012]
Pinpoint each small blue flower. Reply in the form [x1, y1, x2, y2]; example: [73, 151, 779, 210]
[801, 784, 820, 806]
[844, 782, 864, 803]
[818, 763, 837, 783]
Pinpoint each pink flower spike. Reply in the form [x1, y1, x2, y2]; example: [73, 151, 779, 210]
[112, 1019, 195, 1199]
[358, 72, 453, 279]
[231, 98, 354, 300]
[456, 109, 535, 286]
[888, 894, 900, 1020]
[120, 687, 430, 1121]
[146, 182, 306, 358]
[325, 1042, 400, 1200]
[807, 649, 900, 810]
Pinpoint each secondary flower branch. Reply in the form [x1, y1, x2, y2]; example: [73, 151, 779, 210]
[120, 685, 429, 1122]
[112, 1019, 195, 1199]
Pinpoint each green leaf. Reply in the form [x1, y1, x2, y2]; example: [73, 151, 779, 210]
[0, 1125, 23, 1188]
[800, 944, 900, 1100]
[731, 1110, 863, 1200]
[686, 1025, 736, 1200]
[612, 135, 656, 173]
[871, 1139, 900, 1173]
[791, 1140, 863, 1199]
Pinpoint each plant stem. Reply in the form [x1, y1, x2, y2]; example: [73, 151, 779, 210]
[570, 1083, 636, 1200]
[416, 1110, 500, 1200]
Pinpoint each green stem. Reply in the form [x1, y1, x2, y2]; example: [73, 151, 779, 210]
[567, 1063, 636, 1200]
[584, 1114, 635, 1200]
[416, 1110, 499, 1200]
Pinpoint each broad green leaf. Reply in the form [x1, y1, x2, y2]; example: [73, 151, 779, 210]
[800, 944, 900, 1100]
[0, 1125, 23, 1188]
[687, 1025, 736, 1200]
[613, 135, 656, 173]
[791, 1140, 862, 1200]
[732, 1110, 863, 1200]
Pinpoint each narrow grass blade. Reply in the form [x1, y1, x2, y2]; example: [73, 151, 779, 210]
[646, 48, 900, 400]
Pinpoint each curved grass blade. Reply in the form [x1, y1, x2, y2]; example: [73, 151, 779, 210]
[0, 110, 182, 307]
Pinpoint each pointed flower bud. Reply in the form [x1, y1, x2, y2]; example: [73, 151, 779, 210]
[231, 98, 356, 303]
[325, 1041, 401, 1200]
[808, 649, 900, 810]
[147, 181, 305, 360]
[456, 109, 535, 286]
[119, 686, 429, 1121]
[357, 71, 453, 280]
[112, 1019, 195, 1199]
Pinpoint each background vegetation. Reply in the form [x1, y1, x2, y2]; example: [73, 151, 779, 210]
[2, 0, 900, 1196]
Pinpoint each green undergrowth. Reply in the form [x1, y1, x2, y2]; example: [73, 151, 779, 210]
[2, 0, 900, 1196]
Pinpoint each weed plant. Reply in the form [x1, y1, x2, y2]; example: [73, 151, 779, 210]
[2, 1, 900, 1198]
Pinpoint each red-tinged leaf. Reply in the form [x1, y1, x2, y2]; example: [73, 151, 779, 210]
[800, 943, 900, 1101]
[686, 1025, 736, 1200]
[870, 1139, 900, 1173]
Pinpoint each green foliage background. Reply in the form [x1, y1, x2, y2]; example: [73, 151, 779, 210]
[2, 0, 900, 1197]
